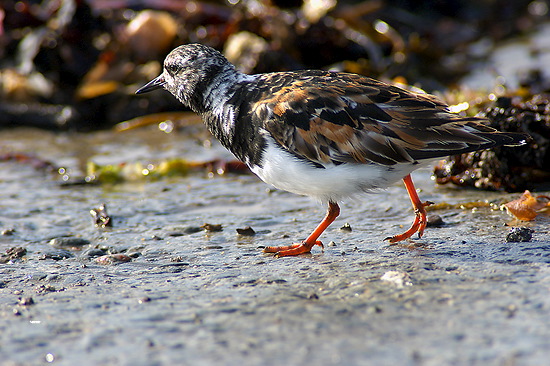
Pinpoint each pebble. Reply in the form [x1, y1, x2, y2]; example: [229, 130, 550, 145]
[167, 226, 202, 236]
[138, 296, 152, 304]
[90, 203, 112, 228]
[81, 248, 107, 258]
[49, 237, 91, 249]
[18, 297, 35, 306]
[36, 285, 59, 293]
[236, 226, 256, 236]
[426, 214, 444, 227]
[38, 249, 74, 260]
[95, 254, 132, 265]
[201, 223, 223, 232]
[0, 247, 27, 263]
[1, 228, 16, 236]
[339, 223, 352, 232]
[506, 227, 534, 242]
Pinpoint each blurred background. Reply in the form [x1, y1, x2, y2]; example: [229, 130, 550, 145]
[1, 0, 549, 190]
[0, 0, 548, 130]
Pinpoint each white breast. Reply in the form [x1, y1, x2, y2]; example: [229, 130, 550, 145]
[249, 136, 424, 203]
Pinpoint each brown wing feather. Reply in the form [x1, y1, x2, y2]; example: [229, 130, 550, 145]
[250, 71, 525, 167]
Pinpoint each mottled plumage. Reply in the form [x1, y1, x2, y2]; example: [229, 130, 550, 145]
[137, 43, 528, 257]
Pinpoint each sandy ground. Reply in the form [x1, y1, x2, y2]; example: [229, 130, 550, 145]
[1, 127, 549, 366]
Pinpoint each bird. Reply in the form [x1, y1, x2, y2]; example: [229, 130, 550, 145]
[136, 43, 528, 257]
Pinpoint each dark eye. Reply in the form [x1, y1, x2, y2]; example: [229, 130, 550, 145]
[165, 63, 178, 73]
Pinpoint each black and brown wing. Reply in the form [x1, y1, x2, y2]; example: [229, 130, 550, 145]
[249, 71, 527, 167]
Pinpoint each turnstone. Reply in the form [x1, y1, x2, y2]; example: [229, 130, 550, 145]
[136, 43, 528, 257]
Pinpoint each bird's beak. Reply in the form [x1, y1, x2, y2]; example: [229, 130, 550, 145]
[136, 74, 166, 94]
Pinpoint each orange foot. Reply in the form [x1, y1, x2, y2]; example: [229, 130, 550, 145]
[263, 241, 324, 257]
[384, 201, 432, 243]
[264, 201, 340, 257]
[385, 174, 433, 243]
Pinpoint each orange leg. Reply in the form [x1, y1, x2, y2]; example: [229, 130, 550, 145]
[264, 201, 340, 257]
[385, 174, 432, 243]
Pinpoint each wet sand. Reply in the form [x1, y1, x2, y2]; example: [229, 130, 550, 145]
[1, 126, 549, 365]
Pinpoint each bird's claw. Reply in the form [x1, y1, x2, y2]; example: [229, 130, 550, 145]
[264, 240, 323, 257]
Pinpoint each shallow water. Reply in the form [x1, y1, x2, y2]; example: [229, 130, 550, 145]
[1, 121, 549, 365]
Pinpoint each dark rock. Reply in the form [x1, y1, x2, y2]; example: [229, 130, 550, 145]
[427, 214, 444, 227]
[236, 226, 256, 236]
[49, 237, 91, 249]
[506, 227, 534, 242]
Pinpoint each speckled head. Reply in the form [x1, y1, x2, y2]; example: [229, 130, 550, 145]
[136, 43, 236, 110]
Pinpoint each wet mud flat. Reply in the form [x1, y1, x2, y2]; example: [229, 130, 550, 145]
[1, 128, 550, 366]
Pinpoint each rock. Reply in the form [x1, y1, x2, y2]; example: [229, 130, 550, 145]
[236, 226, 256, 236]
[49, 237, 91, 249]
[427, 214, 444, 227]
[339, 223, 352, 232]
[506, 227, 534, 242]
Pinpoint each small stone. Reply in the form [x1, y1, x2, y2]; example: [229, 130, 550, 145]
[0, 247, 27, 263]
[7, 247, 26, 258]
[38, 249, 74, 261]
[506, 227, 533, 242]
[1, 228, 15, 236]
[81, 248, 107, 258]
[18, 297, 35, 306]
[90, 203, 112, 228]
[339, 223, 352, 232]
[36, 285, 59, 294]
[267, 279, 287, 284]
[183, 226, 203, 234]
[236, 226, 256, 236]
[371, 305, 383, 313]
[95, 254, 132, 265]
[49, 237, 90, 249]
[201, 223, 223, 232]
[426, 214, 444, 227]
[308, 293, 319, 300]
[138, 296, 151, 304]
[505, 304, 518, 318]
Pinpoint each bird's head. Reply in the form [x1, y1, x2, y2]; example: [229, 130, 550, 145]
[136, 43, 235, 110]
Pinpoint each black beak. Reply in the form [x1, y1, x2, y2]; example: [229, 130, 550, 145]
[136, 74, 166, 94]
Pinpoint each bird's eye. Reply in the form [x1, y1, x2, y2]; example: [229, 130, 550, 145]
[166, 63, 178, 73]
